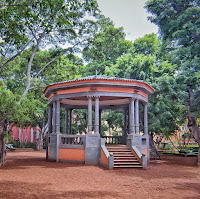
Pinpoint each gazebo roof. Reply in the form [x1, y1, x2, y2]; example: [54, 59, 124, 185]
[44, 75, 154, 95]
[47, 75, 147, 85]
[44, 75, 154, 108]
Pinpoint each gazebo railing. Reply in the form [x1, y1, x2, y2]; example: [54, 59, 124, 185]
[101, 136, 123, 144]
[60, 134, 85, 147]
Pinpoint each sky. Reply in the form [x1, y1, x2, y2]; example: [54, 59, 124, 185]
[96, 0, 158, 41]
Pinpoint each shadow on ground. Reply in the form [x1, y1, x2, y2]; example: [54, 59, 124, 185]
[0, 181, 121, 199]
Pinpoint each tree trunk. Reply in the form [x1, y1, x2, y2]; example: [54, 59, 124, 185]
[22, 43, 39, 98]
[149, 133, 160, 159]
[20, 32, 45, 101]
[0, 123, 6, 167]
[0, 135, 6, 167]
[187, 116, 200, 166]
[36, 123, 48, 150]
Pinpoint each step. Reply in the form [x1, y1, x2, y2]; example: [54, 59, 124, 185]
[114, 157, 137, 160]
[106, 145, 127, 147]
[109, 151, 133, 155]
[107, 146, 129, 148]
[113, 154, 135, 157]
[106, 145, 143, 169]
[114, 159, 138, 162]
[108, 149, 131, 151]
[114, 165, 143, 168]
[114, 162, 140, 165]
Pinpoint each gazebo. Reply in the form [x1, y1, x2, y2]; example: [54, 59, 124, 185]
[44, 75, 154, 169]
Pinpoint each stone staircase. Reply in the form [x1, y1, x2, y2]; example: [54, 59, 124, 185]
[106, 145, 143, 168]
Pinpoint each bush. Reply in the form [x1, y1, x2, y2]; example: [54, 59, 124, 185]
[24, 142, 36, 149]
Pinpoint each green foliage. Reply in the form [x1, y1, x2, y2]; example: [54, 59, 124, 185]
[71, 109, 87, 134]
[83, 16, 132, 75]
[146, 0, 200, 118]
[148, 75, 180, 136]
[131, 33, 160, 56]
[0, 0, 99, 57]
[146, 0, 200, 59]
[0, 83, 22, 127]
[1, 0, 199, 144]
[102, 110, 124, 135]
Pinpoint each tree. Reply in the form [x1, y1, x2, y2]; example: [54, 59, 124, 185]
[146, 0, 200, 165]
[0, 81, 24, 166]
[0, 0, 99, 98]
[82, 16, 132, 75]
[2, 48, 85, 94]
[131, 33, 160, 56]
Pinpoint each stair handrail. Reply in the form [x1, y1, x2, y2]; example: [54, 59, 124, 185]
[132, 146, 147, 169]
[101, 145, 113, 158]
[132, 146, 142, 159]
[100, 138, 114, 169]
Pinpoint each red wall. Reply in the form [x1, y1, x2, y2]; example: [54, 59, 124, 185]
[9, 124, 40, 143]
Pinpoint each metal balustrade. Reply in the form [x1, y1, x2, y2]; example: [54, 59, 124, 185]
[102, 136, 123, 144]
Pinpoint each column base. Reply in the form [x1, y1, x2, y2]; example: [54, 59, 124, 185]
[85, 134, 100, 165]
[49, 133, 61, 162]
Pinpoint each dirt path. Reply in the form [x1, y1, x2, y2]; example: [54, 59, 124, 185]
[0, 151, 200, 199]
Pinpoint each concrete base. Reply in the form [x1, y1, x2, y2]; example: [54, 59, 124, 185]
[141, 134, 150, 162]
[121, 134, 127, 145]
[127, 134, 142, 153]
[49, 133, 61, 162]
[85, 134, 101, 165]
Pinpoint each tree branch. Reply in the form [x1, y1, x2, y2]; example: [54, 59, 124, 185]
[30, 56, 58, 85]
[0, 40, 33, 73]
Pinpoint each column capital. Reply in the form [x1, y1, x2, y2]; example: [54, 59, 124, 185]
[129, 97, 135, 102]
[143, 101, 148, 106]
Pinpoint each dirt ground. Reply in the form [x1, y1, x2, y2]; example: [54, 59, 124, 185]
[0, 150, 200, 199]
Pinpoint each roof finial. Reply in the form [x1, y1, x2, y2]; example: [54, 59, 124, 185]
[95, 70, 97, 76]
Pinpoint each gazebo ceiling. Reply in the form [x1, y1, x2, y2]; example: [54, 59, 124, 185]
[44, 75, 154, 105]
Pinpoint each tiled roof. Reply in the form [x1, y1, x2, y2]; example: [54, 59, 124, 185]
[48, 75, 145, 86]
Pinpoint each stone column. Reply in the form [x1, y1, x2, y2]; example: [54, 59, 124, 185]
[94, 96, 100, 134]
[69, 109, 72, 134]
[56, 100, 60, 133]
[129, 102, 131, 134]
[135, 99, 139, 134]
[65, 109, 68, 134]
[48, 104, 52, 134]
[144, 103, 148, 135]
[129, 98, 135, 134]
[99, 110, 102, 136]
[123, 108, 127, 136]
[88, 96, 92, 134]
[52, 101, 56, 133]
